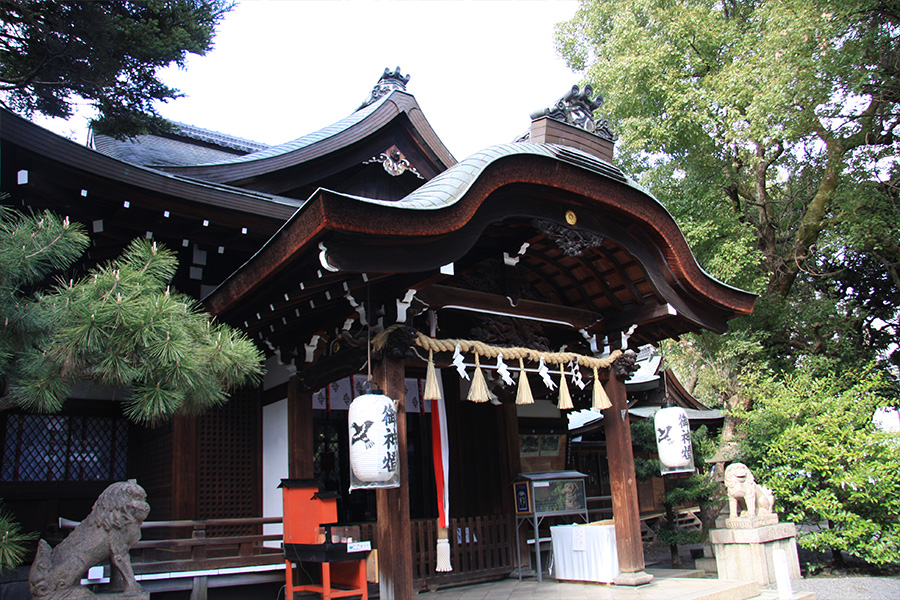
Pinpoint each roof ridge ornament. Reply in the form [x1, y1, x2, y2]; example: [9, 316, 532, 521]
[363, 145, 424, 179]
[359, 67, 411, 109]
[530, 84, 617, 142]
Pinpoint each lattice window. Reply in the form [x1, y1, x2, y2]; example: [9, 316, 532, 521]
[2, 414, 127, 482]
[198, 388, 258, 536]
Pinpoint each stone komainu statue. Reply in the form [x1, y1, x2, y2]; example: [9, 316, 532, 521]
[29, 480, 150, 600]
[724, 462, 775, 520]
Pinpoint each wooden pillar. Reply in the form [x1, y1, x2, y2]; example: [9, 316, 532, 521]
[374, 356, 414, 600]
[603, 363, 653, 586]
[172, 414, 199, 520]
[497, 389, 521, 513]
[287, 375, 314, 479]
[497, 390, 523, 567]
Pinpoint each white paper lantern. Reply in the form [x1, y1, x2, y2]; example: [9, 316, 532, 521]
[348, 389, 400, 490]
[654, 406, 693, 470]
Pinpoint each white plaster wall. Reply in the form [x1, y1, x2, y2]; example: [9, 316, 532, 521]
[263, 356, 295, 390]
[262, 398, 288, 547]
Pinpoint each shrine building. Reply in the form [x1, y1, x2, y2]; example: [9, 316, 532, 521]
[0, 69, 755, 598]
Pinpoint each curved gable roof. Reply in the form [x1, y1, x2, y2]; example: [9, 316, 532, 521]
[206, 143, 755, 347]
[157, 91, 456, 185]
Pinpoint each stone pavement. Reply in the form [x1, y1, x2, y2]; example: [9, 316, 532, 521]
[416, 574, 760, 600]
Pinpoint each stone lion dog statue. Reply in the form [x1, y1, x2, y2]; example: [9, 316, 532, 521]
[29, 480, 150, 600]
[724, 462, 774, 520]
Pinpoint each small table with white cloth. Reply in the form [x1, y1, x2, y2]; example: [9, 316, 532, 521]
[550, 523, 619, 583]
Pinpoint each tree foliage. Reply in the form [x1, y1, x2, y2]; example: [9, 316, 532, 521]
[557, 0, 900, 374]
[736, 366, 900, 565]
[0, 207, 264, 425]
[0, 502, 36, 573]
[557, 4, 900, 564]
[0, 0, 232, 137]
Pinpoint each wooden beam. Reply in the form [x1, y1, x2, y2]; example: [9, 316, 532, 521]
[603, 367, 653, 586]
[602, 302, 678, 333]
[415, 285, 603, 331]
[374, 357, 414, 600]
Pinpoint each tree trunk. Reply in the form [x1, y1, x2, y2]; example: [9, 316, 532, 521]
[721, 392, 751, 441]
[766, 138, 844, 298]
[665, 500, 682, 567]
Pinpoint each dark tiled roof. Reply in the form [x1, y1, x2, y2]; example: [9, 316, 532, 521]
[170, 122, 270, 153]
[91, 122, 270, 167]
[185, 93, 392, 166]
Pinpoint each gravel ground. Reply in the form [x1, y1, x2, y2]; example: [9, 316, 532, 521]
[643, 543, 900, 600]
[786, 575, 900, 600]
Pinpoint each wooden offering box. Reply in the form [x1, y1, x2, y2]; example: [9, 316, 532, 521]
[280, 479, 370, 599]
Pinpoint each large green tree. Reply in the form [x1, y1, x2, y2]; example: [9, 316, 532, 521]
[556, 0, 899, 401]
[556, 0, 900, 565]
[0, 207, 264, 425]
[0, 0, 231, 137]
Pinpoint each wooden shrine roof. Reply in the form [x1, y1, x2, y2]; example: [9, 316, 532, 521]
[152, 90, 456, 197]
[205, 143, 756, 359]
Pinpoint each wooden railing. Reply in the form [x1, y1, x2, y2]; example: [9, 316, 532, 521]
[338, 515, 516, 590]
[638, 506, 704, 544]
[60, 516, 285, 574]
[62, 513, 517, 595]
[60, 516, 285, 599]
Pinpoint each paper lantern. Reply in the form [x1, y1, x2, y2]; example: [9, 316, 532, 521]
[348, 388, 400, 490]
[654, 405, 693, 470]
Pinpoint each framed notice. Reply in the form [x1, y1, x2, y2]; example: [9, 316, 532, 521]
[514, 481, 532, 515]
[520, 435, 541, 457]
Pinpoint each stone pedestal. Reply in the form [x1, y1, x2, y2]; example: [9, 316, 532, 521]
[613, 571, 654, 586]
[710, 522, 801, 586]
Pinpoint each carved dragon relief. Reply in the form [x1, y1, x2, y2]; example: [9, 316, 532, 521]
[533, 219, 604, 257]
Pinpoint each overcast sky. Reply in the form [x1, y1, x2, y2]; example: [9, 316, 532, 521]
[41, 0, 583, 161]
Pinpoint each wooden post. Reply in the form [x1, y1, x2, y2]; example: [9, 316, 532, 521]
[287, 375, 313, 479]
[603, 361, 653, 586]
[496, 390, 523, 568]
[172, 414, 198, 520]
[374, 356, 414, 600]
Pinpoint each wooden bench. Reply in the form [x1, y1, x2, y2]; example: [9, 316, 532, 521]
[60, 516, 285, 600]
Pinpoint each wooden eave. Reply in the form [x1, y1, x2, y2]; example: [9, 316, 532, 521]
[0, 108, 305, 288]
[156, 92, 456, 189]
[664, 371, 711, 411]
[0, 109, 302, 221]
[205, 144, 755, 351]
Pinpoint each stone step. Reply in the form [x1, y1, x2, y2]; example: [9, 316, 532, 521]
[675, 579, 762, 600]
[647, 567, 708, 579]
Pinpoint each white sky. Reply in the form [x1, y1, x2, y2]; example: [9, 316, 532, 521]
[41, 0, 583, 161]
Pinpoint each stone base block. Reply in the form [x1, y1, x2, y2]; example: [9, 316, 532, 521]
[613, 570, 654, 586]
[710, 522, 801, 587]
[725, 514, 779, 529]
[694, 557, 718, 574]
